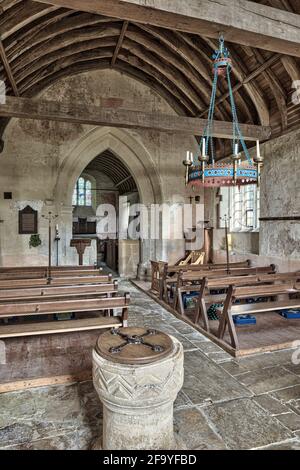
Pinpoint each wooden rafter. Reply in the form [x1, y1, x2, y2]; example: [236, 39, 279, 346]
[270, 0, 300, 84]
[0, 39, 19, 96]
[0, 95, 271, 141]
[111, 21, 129, 67]
[199, 53, 280, 119]
[34, 0, 300, 57]
[0, 0, 299, 146]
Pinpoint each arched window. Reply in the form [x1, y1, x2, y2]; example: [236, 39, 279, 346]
[72, 177, 92, 207]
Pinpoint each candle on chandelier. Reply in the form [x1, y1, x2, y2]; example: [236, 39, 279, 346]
[186, 151, 190, 161]
[234, 143, 239, 155]
[256, 140, 261, 158]
[190, 152, 194, 163]
[202, 138, 206, 156]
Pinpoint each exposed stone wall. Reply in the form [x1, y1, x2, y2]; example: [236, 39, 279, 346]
[0, 69, 197, 273]
[209, 130, 300, 270]
[260, 130, 300, 260]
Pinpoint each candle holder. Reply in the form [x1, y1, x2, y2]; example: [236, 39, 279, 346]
[182, 158, 193, 186]
[232, 152, 241, 185]
[253, 149, 264, 188]
[198, 153, 209, 183]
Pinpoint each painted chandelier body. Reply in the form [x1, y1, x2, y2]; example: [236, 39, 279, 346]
[184, 36, 261, 188]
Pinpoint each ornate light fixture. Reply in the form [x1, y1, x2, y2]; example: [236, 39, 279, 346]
[184, 36, 263, 188]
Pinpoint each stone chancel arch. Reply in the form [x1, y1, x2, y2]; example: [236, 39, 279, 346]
[56, 126, 162, 208]
[56, 126, 164, 277]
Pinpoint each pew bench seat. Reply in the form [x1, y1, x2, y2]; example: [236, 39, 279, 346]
[0, 316, 122, 338]
[217, 283, 300, 350]
[226, 299, 300, 316]
[0, 293, 130, 338]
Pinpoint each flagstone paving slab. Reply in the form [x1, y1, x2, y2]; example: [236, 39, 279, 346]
[201, 398, 292, 450]
[235, 366, 300, 394]
[1, 280, 300, 450]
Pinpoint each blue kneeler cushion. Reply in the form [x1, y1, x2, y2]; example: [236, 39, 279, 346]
[233, 314, 257, 325]
[279, 309, 300, 319]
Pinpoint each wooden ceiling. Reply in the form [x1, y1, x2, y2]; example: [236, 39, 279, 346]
[0, 0, 300, 153]
[86, 149, 137, 195]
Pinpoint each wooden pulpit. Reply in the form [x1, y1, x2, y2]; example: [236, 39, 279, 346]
[70, 238, 91, 265]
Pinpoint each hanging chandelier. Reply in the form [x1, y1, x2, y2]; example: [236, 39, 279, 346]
[183, 36, 263, 188]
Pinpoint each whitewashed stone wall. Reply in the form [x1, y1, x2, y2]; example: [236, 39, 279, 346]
[0, 69, 197, 272]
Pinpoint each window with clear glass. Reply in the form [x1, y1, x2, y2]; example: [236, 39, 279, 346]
[72, 177, 92, 207]
[229, 185, 260, 231]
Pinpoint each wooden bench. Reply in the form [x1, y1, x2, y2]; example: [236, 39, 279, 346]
[192, 272, 300, 331]
[0, 274, 113, 290]
[150, 259, 251, 296]
[0, 292, 130, 338]
[0, 265, 98, 273]
[0, 280, 118, 302]
[162, 263, 258, 302]
[0, 268, 102, 280]
[172, 265, 276, 310]
[217, 283, 300, 350]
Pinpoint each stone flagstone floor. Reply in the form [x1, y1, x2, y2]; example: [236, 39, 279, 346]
[1, 281, 300, 450]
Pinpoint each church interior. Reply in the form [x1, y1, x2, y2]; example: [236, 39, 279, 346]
[0, 0, 300, 452]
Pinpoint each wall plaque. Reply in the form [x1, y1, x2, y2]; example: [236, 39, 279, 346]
[19, 205, 38, 234]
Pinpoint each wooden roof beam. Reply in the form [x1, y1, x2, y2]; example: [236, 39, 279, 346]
[111, 21, 129, 67]
[0, 39, 19, 96]
[0, 95, 271, 141]
[34, 0, 300, 57]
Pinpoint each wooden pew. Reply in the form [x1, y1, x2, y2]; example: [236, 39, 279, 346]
[217, 282, 300, 350]
[192, 272, 300, 331]
[161, 261, 254, 301]
[0, 274, 113, 290]
[150, 259, 251, 296]
[0, 268, 102, 280]
[0, 281, 118, 302]
[0, 292, 130, 338]
[172, 265, 276, 309]
[0, 265, 98, 273]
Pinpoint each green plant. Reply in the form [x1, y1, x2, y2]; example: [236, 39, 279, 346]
[29, 234, 42, 249]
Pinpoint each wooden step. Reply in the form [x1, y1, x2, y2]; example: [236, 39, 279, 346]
[0, 316, 122, 338]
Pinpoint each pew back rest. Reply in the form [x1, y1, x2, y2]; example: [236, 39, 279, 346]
[0, 274, 113, 289]
[0, 281, 118, 301]
[180, 265, 276, 283]
[0, 265, 98, 273]
[232, 282, 299, 300]
[0, 293, 130, 317]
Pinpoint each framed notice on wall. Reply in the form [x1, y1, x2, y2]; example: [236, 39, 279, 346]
[19, 205, 38, 234]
